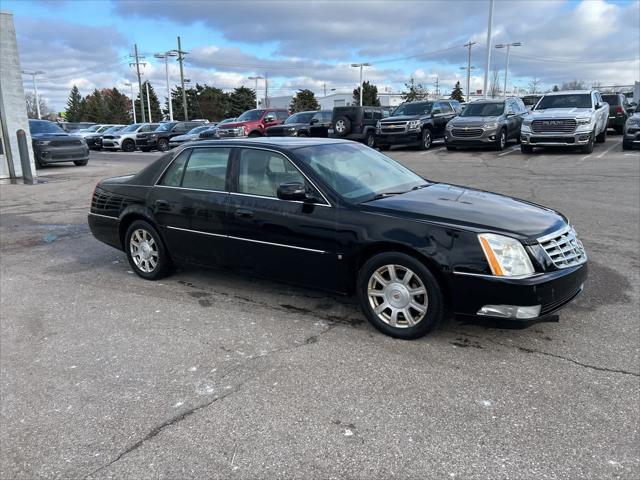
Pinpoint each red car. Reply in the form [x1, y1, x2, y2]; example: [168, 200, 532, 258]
[217, 109, 289, 138]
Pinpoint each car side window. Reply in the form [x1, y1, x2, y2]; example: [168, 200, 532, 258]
[363, 109, 373, 120]
[322, 112, 332, 122]
[276, 111, 289, 120]
[158, 150, 190, 187]
[181, 148, 230, 191]
[441, 102, 453, 114]
[238, 148, 306, 198]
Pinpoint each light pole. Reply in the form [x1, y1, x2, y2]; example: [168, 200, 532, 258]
[22, 70, 45, 119]
[351, 63, 371, 106]
[482, 0, 494, 99]
[495, 42, 522, 98]
[124, 82, 136, 123]
[155, 51, 179, 121]
[248, 76, 264, 108]
[463, 41, 477, 103]
[145, 82, 152, 122]
[460, 66, 476, 102]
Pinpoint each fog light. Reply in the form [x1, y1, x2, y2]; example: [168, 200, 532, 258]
[489, 135, 495, 140]
[477, 304, 541, 319]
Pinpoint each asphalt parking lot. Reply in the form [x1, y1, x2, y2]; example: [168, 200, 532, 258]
[1, 137, 639, 479]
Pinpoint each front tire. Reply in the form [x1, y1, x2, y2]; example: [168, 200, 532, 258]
[581, 132, 595, 154]
[157, 139, 169, 151]
[495, 128, 507, 150]
[122, 139, 135, 152]
[596, 125, 607, 143]
[622, 140, 632, 150]
[418, 128, 432, 150]
[73, 160, 88, 166]
[521, 144, 533, 153]
[125, 220, 173, 280]
[357, 252, 443, 339]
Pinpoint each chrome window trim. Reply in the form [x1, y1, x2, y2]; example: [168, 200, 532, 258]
[166, 225, 328, 254]
[229, 191, 331, 207]
[89, 212, 119, 221]
[155, 185, 227, 194]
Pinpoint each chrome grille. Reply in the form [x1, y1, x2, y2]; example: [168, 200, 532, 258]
[380, 122, 407, 133]
[531, 119, 577, 133]
[537, 226, 587, 269]
[451, 128, 483, 137]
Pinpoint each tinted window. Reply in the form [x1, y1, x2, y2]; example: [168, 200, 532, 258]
[159, 150, 189, 187]
[602, 94, 619, 105]
[237, 110, 265, 122]
[180, 148, 230, 191]
[440, 102, 453, 113]
[535, 94, 592, 109]
[322, 112, 332, 122]
[276, 111, 289, 120]
[461, 102, 504, 117]
[285, 112, 316, 124]
[393, 102, 432, 116]
[238, 148, 305, 198]
[29, 120, 65, 134]
[364, 110, 373, 120]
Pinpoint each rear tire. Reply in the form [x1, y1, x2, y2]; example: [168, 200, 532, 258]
[357, 252, 443, 340]
[122, 139, 135, 152]
[418, 128, 432, 150]
[125, 220, 173, 280]
[378, 144, 390, 151]
[73, 160, 88, 166]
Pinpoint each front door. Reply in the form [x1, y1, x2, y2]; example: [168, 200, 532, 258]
[225, 147, 340, 291]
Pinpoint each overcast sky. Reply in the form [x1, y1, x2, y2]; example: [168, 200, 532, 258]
[4, 0, 639, 112]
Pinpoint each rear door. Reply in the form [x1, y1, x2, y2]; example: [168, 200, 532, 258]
[224, 147, 339, 290]
[149, 146, 231, 265]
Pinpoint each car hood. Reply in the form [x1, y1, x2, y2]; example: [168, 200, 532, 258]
[171, 133, 197, 142]
[267, 123, 306, 130]
[450, 116, 500, 126]
[380, 115, 424, 122]
[528, 108, 593, 119]
[219, 121, 255, 129]
[363, 183, 566, 241]
[31, 133, 75, 141]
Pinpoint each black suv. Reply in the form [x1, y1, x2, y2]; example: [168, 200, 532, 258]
[137, 121, 206, 152]
[329, 106, 385, 147]
[602, 93, 631, 134]
[376, 100, 459, 150]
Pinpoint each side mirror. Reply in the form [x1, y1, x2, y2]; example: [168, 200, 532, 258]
[277, 182, 307, 201]
[264, 115, 275, 123]
[309, 118, 319, 125]
[506, 111, 515, 117]
[595, 103, 602, 109]
[432, 109, 442, 116]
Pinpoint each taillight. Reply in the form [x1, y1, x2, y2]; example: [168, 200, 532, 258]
[616, 105, 623, 114]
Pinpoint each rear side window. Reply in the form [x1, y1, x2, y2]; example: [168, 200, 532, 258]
[440, 102, 453, 113]
[158, 150, 190, 187]
[276, 111, 289, 120]
[181, 148, 230, 191]
[363, 109, 373, 120]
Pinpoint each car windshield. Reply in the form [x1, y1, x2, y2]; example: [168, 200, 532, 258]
[237, 110, 265, 122]
[602, 95, 619, 105]
[103, 126, 123, 134]
[285, 112, 316, 124]
[295, 142, 426, 203]
[81, 125, 102, 132]
[187, 125, 210, 134]
[220, 118, 235, 124]
[535, 94, 592, 109]
[460, 102, 504, 117]
[392, 103, 432, 116]
[156, 123, 177, 132]
[121, 124, 143, 133]
[522, 97, 540, 106]
[29, 121, 65, 134]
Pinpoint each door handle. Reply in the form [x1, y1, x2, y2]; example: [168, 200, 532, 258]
[155, 200, 169, 211]
[234, 209, 254, 219]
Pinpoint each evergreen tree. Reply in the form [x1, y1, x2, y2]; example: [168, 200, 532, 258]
[65, 85, 83, 122]
[450, 81, 464, 102]
[104, 88, 132, 124]
[227, 86, 256, 117]
[82, 89, 108, 122]
[290, 89, 319, 112]
[135, 81, 163, 123]
[352, 81, 380, 106]
[168, 86, 201, 121]
[193, 84, 230, 121]
[401, 78, 427, 102]
[552, 85, 560, 92]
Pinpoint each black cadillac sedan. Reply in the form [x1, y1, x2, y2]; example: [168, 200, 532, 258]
[88, 138, 587, 339]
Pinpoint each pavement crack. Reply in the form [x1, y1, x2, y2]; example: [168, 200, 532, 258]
[450, 331, 639, 377]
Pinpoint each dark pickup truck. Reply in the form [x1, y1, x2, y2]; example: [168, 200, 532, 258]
[136, 121, 206, 152]
[376, 100, 460, 150]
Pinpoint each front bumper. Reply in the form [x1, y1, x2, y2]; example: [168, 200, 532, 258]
[445, 127, 501, 146]
[520, 125, 592, 147]
[449, 263, 588, 320]
[102, 140, 121, 149]
[375, 131, 421, 145]
[623, 126, 640, 143]
[35, 145, 90, 164]
[607, 115, 626, 128]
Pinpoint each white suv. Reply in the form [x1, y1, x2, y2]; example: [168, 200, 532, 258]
[102, 123, 160, 152]
[520, 90, 609, 154]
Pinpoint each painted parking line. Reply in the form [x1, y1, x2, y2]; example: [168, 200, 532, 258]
[498, 146, 520, 156]
[596, 140, 622, 159]
[420, 146, 445, 155]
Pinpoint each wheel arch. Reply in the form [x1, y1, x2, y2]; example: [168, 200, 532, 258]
[352, 241, 452, 307]
[118, 205, 161, 250]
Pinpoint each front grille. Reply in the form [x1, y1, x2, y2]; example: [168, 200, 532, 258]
[538, 226, 587, 269]
[541, 284, 583, 315]
[50, 139, 82, 147]
[218, 129, 241, 137]
[199, 130, 218, 139]
[451, 128, 483, 137]
[531, 119, 577, 133]
[51, 152, 86, 160]
[91, 187, 128, 215]
[380, 122, 407, 133]
[530, 136, 575, 144]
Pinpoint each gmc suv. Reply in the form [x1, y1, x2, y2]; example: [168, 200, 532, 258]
[217, 109, 289, 138]
[375, 100, 459, 150]
[520, 90, 609, 154]
[136, 121, 206, 152]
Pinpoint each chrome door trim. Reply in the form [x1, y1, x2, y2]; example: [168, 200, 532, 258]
[166, 225, 226, 238]
[88, 212, 119, 221]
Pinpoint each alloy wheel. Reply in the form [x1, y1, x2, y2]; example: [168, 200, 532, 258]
[335, 120, 346, 134]
[500, 130, 506, 149]
[423, 129, 432, 149]
[367, 264, 428, 328]
[129, 228, 158, 273]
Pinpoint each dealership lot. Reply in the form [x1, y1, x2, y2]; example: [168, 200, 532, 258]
[1, 139, 639, 479]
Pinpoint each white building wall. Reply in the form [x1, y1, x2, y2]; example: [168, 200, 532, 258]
[0, 11, 34, 179]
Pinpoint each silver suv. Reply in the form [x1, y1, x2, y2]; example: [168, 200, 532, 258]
[520, 90, 609, 154]
[444, 97, 526, 150]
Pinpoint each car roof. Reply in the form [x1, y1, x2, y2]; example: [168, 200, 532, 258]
[544, 90, 593, 96]
[468, 99, 506, 104]
[194, 136, 353, 150]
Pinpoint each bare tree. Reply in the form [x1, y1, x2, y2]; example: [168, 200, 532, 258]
[25, 92, 49, 119]
[490, 70, 501, 98]
[560, 79, 585, 91]
[528, 78, 540, 94]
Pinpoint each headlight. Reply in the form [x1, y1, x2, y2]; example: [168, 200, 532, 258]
[376, 120, 381, 129]
[34, 140, 51, 146]
[483, 122, 499, 129]
[150, 133, 158, 138]
[523, 118, 532, 126]
[113, 135, 121, 139]
[408, 120, 421, 130]
[478, 233, 535, 277]
[576, 117, 591, 125]
[626, 118, 640, 127]
[446, 122, 455, 130]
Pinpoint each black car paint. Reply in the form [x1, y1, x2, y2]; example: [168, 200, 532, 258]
[137, 121, 205, 150]
[265, 111, 332, 138]
[29, 120, 89, 165]
[88, 138, 586, 320]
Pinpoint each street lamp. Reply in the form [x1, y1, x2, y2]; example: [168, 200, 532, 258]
[154, 51, 179, 121]
[351, 63, 371, 106]
[460, 65, 476, 102]
[123, 82, 136, 123]
[495, 42, 522, 98]
[21, 70, 45, 119]
[248, 76, 264, 109]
